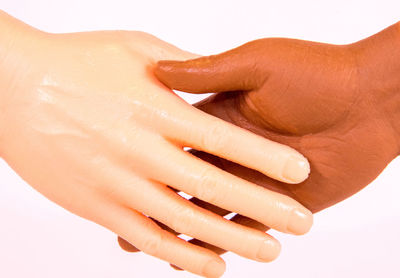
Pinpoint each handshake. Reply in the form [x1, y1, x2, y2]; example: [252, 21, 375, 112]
[1, 10, 399, 278]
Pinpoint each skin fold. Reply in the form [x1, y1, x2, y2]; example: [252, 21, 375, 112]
[119, 21, 400, 266]
[0, 11, 316, 278]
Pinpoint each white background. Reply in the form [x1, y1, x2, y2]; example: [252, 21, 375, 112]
[1, 1, 400, 277]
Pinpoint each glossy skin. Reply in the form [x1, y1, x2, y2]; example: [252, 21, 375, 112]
[119, 22, 400, 260]
[0, 11, 315, 278]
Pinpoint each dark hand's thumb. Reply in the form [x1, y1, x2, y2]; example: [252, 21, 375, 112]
[155, 44, 262, 93]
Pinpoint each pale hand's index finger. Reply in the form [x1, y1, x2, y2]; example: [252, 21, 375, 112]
[163, 108, 310, 184]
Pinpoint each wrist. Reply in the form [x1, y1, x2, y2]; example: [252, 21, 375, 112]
[0, 10, 43, 74]
[351, 21, 400, 148]
[0, 11, 46, 154]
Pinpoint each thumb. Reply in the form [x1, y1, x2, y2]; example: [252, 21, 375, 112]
[154, 43, 263, 93]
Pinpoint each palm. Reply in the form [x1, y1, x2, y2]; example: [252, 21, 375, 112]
[195, 85, 392, 213]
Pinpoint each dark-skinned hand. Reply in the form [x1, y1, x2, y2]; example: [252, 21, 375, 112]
[117, 22, 400, 268]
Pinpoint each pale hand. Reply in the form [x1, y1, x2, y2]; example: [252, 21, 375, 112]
[0, 11, 312, 278]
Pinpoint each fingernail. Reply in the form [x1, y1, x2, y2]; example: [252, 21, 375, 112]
[203, 260, 225, 278]
[157, 60, 177, 70]
[256, 239, 281, 262]
[287, 207, 313, 235]
[282, 155, 310, 183]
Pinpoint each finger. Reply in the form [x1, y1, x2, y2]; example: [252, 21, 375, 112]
[117, 196, 228, 254]
[118, 217, 179, 253]
[71, 187, 225, 277]
[147, 142, 312, 235]
[162, 108, 310, 184]
[186, 214, 270, 257]
[186, 150, 267, 231]
[154, 42, 263, 93]
[118, 236, 140, 252]
[114, 175, 282, 262]
[128, 70, 309, 184]
[168, 214, 269, 271]
[112, 128, 311, 233]
[117, 197, 268, 255]
[116, 150, 224, 254]
[117, 198, 270, 258]
[98, 146, 282, 262]
[167, 211, 269, 273]
[104, 127, 284, 260]
[103, 203, 226, 278]
[174, 215, 268, 261]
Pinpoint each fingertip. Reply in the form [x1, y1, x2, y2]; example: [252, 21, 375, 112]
[154, 60, 182, 88]
[156, 59, 178, 70]
[287, 207, 313, 235]
[281, 155, 310, 184]
[256, 238, 281, 262]
[155, 52, 251, 93]
[155, 60, 174, 75]
[117, 236, 140, 252]
[203, 259, 226, 278]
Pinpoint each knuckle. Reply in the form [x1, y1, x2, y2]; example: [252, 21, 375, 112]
[200, 122, 231, 153]
[193, 167, 223, 204]
[140, 232, 163, 256]
[168, 206, 197, 235]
